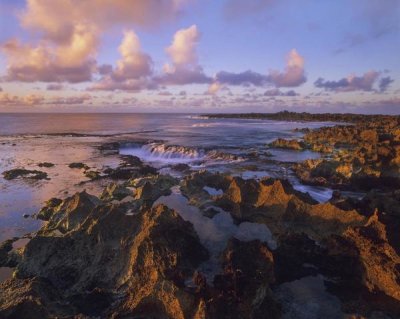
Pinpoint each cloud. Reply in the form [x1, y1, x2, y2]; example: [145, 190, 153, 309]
[268, 49, 306, 87]
[156, 66, 211, 85]
[0, 93, 45, 106]
[157, 25, 212, 85]
[314, 71, 381, 92]
[379, 76, 394, 93]
[264, 89, 298, 96]
[89, 30, 155, 91]
[216, 70, 269, 86]
[1, 0, 190, 84]
[20, 0, 190, 43]
[158, 91, 173, 96]
[207, 82, 223, 95]
[111, 30, 153, 81]
[214, 49, 306, 88]
[1, 24, 97, 83]
[46, 84, 64, 91]
[165, 25, 199, 67]
[0, 91, 94, 107]
[89, 78, 155, 92]
[48, 94, 92, 105]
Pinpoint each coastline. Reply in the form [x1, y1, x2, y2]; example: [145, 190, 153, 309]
[0, 112, 399, 318]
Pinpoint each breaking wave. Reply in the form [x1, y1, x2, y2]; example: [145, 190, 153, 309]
[120, 143, 243, 165]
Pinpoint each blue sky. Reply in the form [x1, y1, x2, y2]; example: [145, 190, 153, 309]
[0, 0, 399, 113]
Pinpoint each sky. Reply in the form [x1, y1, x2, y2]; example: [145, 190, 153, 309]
[0, 0, 399, 113]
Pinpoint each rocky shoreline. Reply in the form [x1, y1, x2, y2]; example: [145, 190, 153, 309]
[0, 112, 399, 318]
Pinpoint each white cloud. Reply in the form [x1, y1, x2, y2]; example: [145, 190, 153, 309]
[90, 30, 154, 91]
[157, 25, 212, 85]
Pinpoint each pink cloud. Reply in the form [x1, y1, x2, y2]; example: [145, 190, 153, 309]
[268, 49, 307, 87]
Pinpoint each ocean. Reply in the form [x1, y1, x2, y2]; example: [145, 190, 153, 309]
[0, 113, 342, 243]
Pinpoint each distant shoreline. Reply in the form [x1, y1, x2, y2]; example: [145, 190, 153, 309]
[202, 110, 400, 123]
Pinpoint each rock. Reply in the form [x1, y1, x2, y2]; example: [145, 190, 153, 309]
[321, 212, 400, 317]
[22, 214, 30, 219]
[292, 116, 400, 191]
[0, 202, 209, 318]
[40, 191, 101, 233]
[0, 278, 61, 319]
[0, 239, 13, 266]
[104, 164, 158, 180]
[269, 138, 306, 150]
[120, 154, 143, 167]
[100, 182, 133, 202]
[84, 170, 100, 180]
[132, 175, 178, 203]
[2, 169, 48, 181]
[283, 201, 367, 240]
[181, 238, 281, 318]
[205, 239, 281, 319]
[172, 163, 191, 172]
[36, 198, 62, 221]
[68, 162, 89, 170]
[38, 162, 55, 168]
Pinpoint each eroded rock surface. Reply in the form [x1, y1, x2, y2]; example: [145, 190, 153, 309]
[0, 168, 399, 318]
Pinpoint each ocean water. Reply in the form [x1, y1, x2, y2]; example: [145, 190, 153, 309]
[0, 113, 342, 243]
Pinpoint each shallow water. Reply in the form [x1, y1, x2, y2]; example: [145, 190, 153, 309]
[275, 275, 344, 319]
[154, 186, 276, 282]
[0, 113, 338, 242]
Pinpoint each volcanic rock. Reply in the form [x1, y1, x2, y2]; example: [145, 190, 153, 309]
[2, 169, 48, 181]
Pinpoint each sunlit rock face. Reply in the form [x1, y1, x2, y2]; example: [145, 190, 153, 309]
[293, 116, 400, 191]
[0, 169, 399, 318]
[0, 190, 209, 318]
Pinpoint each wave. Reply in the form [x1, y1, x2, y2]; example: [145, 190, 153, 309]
[186, 115, 209, 120]
[120, 143, 243, 165]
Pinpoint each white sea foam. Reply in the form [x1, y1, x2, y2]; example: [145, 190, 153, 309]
[121, 143, 204, 164]
[120, 143, 243, 166]
[293, 184, 333, 203]
[203, 186, 223, 196]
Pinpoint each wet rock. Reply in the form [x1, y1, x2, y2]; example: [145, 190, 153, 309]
[120, 154, 143, 167]
[2, 169, 48, 181]
[131, 174, 179, 203]
[100, 182, 133, 202]
[0, 240, 13, 267]
[270, 138, 306, 150]
[172, 163, 191, 172]
[84, 170, 100, 180]
[68, 162, 89, 170]
[104, 164, 158, 180]
[36, 198, 62, 221]
[38, 162, 55, 168]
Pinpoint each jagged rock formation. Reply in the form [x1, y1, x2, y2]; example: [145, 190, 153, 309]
[293, 117, 400, 190]
[269, 138, 306, 150]
[1, 170, 399, 318]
